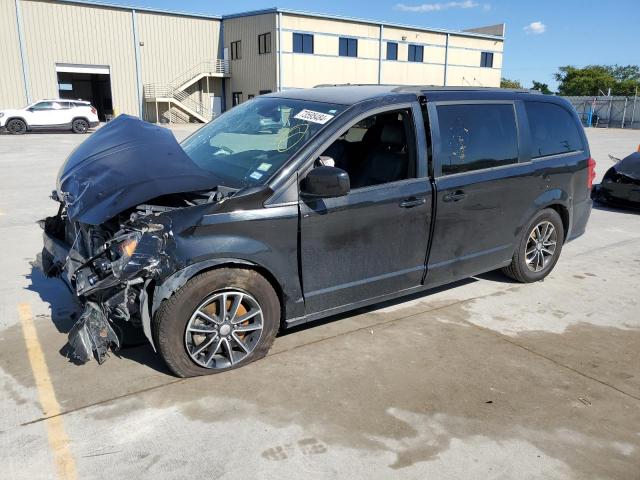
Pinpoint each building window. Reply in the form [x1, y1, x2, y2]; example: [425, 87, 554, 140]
[481, 52, 494, 68]
[339, 37, 358, 57]
[231, 41, 241, 60]
[293, 33, 313, 54]
[232, 92, 242, 106]
[386, 42, 398, 60]
[258, 33, 271, 54]
[259, 90, 272, 95]
[408, 44, 424, 62]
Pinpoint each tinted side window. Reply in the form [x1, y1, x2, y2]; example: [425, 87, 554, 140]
[526, 102, 583, 158]
[436, 103, 518, 175]
[31, 101, 54, 110]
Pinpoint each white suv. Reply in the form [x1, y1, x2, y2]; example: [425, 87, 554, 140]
[0, 99, 99, 134]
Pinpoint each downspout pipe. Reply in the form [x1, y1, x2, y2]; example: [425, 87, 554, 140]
[15, 0, 31, 104]
[132, 10, 143, 119]
[443, 33, 449, 86]
[277, 12, 283, 91]
[219, 20, 226, 112]
[378, 24, 383, 85]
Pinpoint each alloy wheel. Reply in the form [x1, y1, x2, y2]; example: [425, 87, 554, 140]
[7, 119, 26, 134]
[525, 220, 557, 272]
[73, 119, 88, 133]
[184, 290, 264, 369]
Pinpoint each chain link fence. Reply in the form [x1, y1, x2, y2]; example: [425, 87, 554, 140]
[563, 96, 640, 129]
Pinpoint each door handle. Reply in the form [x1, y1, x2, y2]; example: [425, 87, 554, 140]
[442, 190, 467, 202]
[399, 197, 426, 208]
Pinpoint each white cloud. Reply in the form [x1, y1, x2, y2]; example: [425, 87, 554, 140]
[394, 1, 482, 12]
[524, 21, 546, 34]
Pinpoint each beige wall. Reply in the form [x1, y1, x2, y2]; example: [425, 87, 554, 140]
[224, 13, 277, 107]
[137, 12, 221, 85]
[19, 0, 139, 115]
[280, 14, 380, 89]
[280, 14, 503, 89]
[0, 0, 27, 108]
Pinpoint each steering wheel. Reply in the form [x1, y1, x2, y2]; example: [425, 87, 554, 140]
[213, 145, 234, 156]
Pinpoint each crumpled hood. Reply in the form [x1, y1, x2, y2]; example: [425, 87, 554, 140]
[56, 115, 219, 225]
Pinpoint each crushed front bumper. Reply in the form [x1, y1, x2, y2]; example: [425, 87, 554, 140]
[41, 211, 173, 364]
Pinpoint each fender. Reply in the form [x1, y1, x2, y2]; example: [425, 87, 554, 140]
[143, 257, 286, 350]
[516, 188, 571, 241]
[4, 116, 29, 128]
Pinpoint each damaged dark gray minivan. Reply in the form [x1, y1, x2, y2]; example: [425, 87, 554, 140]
[42, 86, 593, 377]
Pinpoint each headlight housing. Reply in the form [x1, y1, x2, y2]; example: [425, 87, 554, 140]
[109, 231, 142, 277]
[0, 113, 5, 118]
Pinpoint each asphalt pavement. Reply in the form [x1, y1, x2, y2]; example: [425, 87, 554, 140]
[0, 124, 638, 479]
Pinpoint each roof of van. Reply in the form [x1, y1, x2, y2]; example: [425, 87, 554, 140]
[265, 85, 545, 106]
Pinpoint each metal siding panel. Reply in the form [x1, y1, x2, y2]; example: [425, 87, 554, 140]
[20, 0, 138, 115]
[137, 12, 221, 85]
[0, 1, 28, 107]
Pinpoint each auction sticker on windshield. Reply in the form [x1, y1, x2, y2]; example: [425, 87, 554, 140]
[294, 109, 334, 125]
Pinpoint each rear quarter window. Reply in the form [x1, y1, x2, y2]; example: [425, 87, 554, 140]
[526, 102, 583, 158]
[436, 103, 519, 175]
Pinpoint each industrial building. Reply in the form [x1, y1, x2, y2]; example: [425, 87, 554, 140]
[1, 0, 505, 123]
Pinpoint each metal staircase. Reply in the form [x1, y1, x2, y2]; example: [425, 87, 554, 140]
[144, 59, 230, 123]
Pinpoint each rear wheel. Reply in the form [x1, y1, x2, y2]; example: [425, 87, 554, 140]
[502, 208, 564, 283]
[72, 118, 89, 134]
[6, 119, 27, 135]
[153, 268, 280, 377]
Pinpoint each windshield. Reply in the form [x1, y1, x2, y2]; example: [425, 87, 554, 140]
[181, 97, 346, 189]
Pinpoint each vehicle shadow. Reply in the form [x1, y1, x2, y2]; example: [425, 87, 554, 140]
[25, 258, 170, 374]
[592, 200, 640, 215]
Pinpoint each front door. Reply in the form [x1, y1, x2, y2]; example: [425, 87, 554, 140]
[300, 105, 433, 314]
[425, 100, 529, 287]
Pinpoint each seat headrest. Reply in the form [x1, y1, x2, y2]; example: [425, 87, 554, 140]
[380, 122, 405, 146]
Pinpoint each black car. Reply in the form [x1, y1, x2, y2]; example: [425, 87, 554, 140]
[42, 85, 594, 377]
[592, 151, 640, 208]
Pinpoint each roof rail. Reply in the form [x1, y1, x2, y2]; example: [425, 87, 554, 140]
[313, 84, 542, 94]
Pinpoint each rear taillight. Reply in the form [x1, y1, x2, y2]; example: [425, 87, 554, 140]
[91, 106, 97, 114]
[587, 157, 596, 189]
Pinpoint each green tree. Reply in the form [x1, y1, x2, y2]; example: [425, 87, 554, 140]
[554, 65, 640, 96]
[500, 78, 523, 89]
[531, 81, 552, 94]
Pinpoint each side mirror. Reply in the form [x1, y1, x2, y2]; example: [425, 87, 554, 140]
[301, 166, 350, 198]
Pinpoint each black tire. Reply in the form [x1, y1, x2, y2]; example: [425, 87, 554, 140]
[153, 268, 280, 377]
[502, 208, 565, 283]
[72, 118, 89, 134]
[6, 118, 27, 135]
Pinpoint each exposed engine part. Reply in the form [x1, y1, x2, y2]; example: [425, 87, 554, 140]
[67, 302, 120, 364]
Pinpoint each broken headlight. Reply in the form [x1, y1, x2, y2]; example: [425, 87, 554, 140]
[107, 228, 165, 280]
[109, 231, 143, 277]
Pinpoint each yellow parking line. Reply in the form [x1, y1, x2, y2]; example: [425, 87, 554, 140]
[19, 303, 77, 480]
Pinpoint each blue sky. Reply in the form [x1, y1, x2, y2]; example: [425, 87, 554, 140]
[94, 0, 640, 90]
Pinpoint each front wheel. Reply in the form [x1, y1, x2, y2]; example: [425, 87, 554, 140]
[72, 119, 89, 134]
[502, 208, 564, 283]
[153, 268, 280, 377]
[6, 119, 27, 135]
